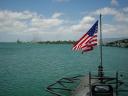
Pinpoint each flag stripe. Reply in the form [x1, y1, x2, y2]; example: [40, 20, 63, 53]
[73, 33, 88, 47]
[72, 20, 98, 53]
[78, 36, 90, 49]
[74, 35, 89, 49]
[81, 43, 97, 49]
[80, 35, 97, 48]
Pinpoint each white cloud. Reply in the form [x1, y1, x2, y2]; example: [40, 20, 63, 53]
[102, 23, 128, 38]
[0, 7, 128, 42]
[92, 7, 128, 22]
[91, 7, 128, 38]
[111, 0, 118, 6]
[0, 10, 64, 42]
[0, 10, 63, 31]
[31, 17, 63, 28]
[52, 13, 63, 18]
[71, 16, 95, 32]
[93, 7, 117, 15]
[123, 7, 128, 12]
[0, 10, 36, 21]
[80, 16, 95, 24]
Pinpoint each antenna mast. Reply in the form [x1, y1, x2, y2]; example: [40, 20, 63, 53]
[98, 14, 104, 80]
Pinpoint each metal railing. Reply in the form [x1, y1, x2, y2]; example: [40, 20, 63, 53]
[46, 75, 84, 96]
[46, 71, 128, 96]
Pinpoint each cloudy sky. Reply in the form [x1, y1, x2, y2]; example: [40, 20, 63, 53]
[0, 0, 128, 42]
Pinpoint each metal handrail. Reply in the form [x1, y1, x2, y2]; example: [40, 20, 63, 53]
[46, 75, 84, 96]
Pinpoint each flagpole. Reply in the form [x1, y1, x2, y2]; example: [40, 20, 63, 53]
[98, 14, 104, 80]
[100, 14, 103, 68]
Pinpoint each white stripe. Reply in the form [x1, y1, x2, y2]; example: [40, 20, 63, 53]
[80, 37, 92, 48]
[73, 30, 98, 51]
[74, 35, 89, 49]
[80, 36, 97, 49]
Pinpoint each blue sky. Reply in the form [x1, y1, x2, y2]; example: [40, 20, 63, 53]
[0, 0, 128, 42]
[0, 0, 126, 19]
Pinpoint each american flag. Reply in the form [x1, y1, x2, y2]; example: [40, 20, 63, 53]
[72, 20, 98, 53]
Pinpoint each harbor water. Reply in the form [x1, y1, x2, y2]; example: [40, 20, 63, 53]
[0, 43, 128, 96]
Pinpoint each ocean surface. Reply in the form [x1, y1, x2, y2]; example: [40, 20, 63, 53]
[0, 43, 128, 96]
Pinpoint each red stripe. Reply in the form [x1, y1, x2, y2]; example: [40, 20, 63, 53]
[80, 37, 97, 48]
[73, 35, 89, 50]
[90, 39, 97, 42]
[83, 49, 93, 52]
[73, 34, 88, 50]
[81, 43, 97, 49]
[78, 35, 90, 47]
[72, 20, 98, 52]
[80, 34, 97, 46]
[80, 36, 97, 49]
[78, 37, 90, 50]
[82, 46, 93, 52]
[73, 33, 88, 47]
[92, 35, 97, 38]
[73, 34, 97, 50]
[80, 38, 91, 48]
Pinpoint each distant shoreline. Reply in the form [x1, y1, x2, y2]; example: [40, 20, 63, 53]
[104, 39, 128, 48]
[1, 39, 128, 48]
[16, 40, 75, 44]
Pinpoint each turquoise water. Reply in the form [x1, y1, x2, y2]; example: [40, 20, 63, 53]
[0, 43, 128, 96]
